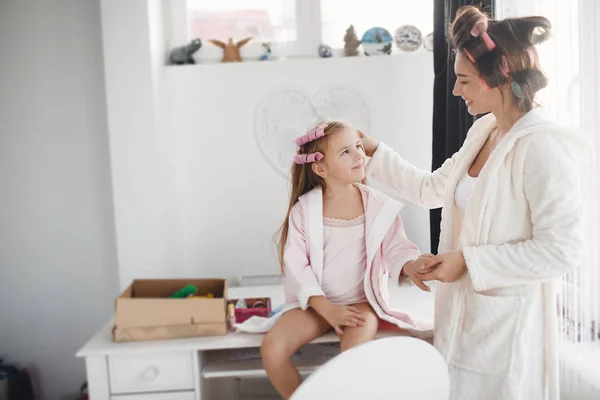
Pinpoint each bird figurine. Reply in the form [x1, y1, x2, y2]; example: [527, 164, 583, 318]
[208, 37, 253, 63]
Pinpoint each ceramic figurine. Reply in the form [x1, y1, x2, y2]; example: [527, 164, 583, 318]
[169, 38, 202, 65]
[259, 42, 273, 61]
[318, 44, 333, 58]
[423, 32, 434, 51]
[208, 37, 253, 62]
[343, 25, 361, 56]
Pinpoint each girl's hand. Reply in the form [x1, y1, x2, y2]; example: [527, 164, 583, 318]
[322, 303, 366, 335]
[417, 251, 467, 283]
[357, 130, 379, 157]
[401, 254, 435, 291]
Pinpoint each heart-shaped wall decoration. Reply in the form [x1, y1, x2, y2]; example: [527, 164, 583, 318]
[254, 87, 371, 178]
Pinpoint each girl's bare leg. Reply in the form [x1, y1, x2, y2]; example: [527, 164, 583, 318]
[338, 302, 379, 352]
[260, 308, 331, 399]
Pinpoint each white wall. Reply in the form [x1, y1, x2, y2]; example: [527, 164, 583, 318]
[100, 0, 180, 291]
[99, 1, 433, 290]
[118, 53, 434, 283]
[0, 1, 119, 399]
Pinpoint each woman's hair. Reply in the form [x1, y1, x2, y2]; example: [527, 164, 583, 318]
[450, 6, 552, 112]
[275, 120, 349, 273]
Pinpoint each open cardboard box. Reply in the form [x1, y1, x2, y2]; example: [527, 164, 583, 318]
[113, 279, 228, 342]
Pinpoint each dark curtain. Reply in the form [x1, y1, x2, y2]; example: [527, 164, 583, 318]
[430, 0, 494, 253]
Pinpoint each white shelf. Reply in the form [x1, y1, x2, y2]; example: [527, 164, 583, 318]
[202, 358, 326, 379]
[164, 50, 433, 72]
[202, 345, 340, 379]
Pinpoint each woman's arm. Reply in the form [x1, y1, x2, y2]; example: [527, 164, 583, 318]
[464, 133, 584, 291]
[366, 142, 458, 209]
[360, 115, 493, 209]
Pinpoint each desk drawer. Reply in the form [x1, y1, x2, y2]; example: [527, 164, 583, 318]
[108, 352, 195, 394]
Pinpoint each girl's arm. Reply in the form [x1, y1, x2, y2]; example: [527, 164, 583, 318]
[284, 205, 368, 332]
[283, 205, 325, 310]
[381, 214, 422, 284]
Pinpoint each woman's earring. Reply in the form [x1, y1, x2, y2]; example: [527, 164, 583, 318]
[511, 81, 524, 99]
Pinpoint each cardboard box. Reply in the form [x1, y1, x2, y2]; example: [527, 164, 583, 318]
[113, 279, 227, 342]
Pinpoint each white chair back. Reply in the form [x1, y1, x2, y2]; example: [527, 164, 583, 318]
[291, 337, 449, 400]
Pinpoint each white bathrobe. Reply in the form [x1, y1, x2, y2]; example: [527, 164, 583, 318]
[366, 108, 584, 400]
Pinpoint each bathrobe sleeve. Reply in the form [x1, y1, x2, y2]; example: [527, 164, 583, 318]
[382, 214, 422, 285]
[366, 142, 459, 209]
[284, 204, 325, 309]
[365, 115, 494, 208]
[464, 133, 584, 291]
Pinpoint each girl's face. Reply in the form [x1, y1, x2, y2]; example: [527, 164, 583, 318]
[312, 127, 366, 185]
[452, 50, 504, 115]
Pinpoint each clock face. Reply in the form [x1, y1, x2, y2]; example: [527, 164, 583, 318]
[394, 25, 423, 51]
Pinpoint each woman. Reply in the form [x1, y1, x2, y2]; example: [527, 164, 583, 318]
[361, 6, 583, 400]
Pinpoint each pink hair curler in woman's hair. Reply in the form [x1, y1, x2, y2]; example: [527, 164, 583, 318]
[471, 17, 496, 52]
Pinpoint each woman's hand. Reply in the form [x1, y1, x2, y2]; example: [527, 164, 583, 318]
[321, 303, 367, 335]
[417, 251, 467, 283]
[401, 254, 435, 291]
[357, 130, 379, 157]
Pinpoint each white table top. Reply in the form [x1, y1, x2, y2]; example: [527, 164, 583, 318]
[76, 282, 435, 357]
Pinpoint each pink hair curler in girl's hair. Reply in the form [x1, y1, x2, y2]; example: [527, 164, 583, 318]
[294, 152, 324, 164]
[294, 123, 328, 146]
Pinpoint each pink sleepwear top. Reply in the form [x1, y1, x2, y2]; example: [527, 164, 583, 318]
[321, 214, 368, 305]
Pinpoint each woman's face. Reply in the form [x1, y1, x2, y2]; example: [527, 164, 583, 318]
[452, 50, 504, 115]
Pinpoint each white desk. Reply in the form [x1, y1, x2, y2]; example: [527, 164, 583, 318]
[77, 283, 435, 400]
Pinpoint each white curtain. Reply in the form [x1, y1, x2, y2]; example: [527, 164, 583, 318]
[497, 0, 600, 398]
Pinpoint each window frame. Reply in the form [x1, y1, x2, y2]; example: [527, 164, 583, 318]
[167, 0, 323, 63]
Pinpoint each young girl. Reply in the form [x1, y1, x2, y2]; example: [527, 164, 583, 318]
[235, 121, 433, 399]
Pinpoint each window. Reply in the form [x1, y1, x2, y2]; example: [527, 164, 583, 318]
[187, 0, 297, 43]
[172, 0, 433, 62]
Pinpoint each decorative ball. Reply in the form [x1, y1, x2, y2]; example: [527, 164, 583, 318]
[318, 44, 333, 58]
[423, 32, 434, 52]
[394, 25, 423, 52]
[361, 27, 393, 56]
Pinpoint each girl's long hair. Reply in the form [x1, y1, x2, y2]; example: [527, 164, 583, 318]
[276, 121, 348, 274]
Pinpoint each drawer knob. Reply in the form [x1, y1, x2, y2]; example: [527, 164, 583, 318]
[141, 366, 159, 381]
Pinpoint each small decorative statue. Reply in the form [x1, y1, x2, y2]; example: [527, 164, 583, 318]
[259, 42, 273, 61]
[208, 37, 253, 62]
[169, 38, 202, 65]
[318, 44, 333, 58]
[343, 25, 361, 56]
